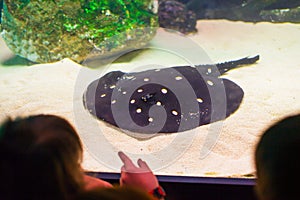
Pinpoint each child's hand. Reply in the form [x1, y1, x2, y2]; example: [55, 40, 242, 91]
[118, 151, 159, 192]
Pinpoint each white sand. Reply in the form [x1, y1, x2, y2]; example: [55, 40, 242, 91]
[1, 20, 300, 178]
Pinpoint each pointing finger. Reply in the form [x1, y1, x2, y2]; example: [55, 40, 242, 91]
[118, 151, 135, 170]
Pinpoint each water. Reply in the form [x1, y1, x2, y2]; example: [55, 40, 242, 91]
[1, 0, 300, 178]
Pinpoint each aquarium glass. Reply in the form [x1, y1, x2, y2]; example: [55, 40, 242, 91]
[1, 0, 300, 179]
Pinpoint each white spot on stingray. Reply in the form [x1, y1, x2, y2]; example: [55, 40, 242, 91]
[137, 89, 143, 93]
[124, 75, 135, 80]
[110, 85, 116, 89]
[100, 94, 106, 98]
[130, 99, 136, 104]
[172, 110, 178, 116]
[189, 112, 200, 119]
[175, 76, 182, 80]
[136, 108, 142, 113]
[144, 78, 150, 82]
[111, 100, 116, 104]
[207, 68, 212, 73]
[122, 91, 127, 95]
[161, 88, 168, 94]
[156, 101, 162, 106]
[197, 98, 203, 103]
[207, 80, 214, 86]
[148, 117, 153, 122]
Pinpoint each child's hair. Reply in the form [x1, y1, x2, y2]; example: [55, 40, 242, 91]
[255, 114, 300, 200]
[0, 114, 85, 200]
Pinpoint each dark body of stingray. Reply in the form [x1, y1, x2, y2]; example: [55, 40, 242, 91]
[83, 55, 259, 133]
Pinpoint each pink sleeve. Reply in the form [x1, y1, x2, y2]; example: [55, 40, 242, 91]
[83, 175, 113, 191]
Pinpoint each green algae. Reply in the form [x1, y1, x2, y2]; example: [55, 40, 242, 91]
[1, 0, 158, 63]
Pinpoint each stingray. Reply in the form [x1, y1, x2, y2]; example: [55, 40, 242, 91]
[83, 55, 259, 134]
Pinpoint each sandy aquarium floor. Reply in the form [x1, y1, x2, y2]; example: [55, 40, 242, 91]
[1, 20, 300, 178]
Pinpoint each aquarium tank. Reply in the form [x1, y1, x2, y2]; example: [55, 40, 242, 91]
[1, 0, 300, 180]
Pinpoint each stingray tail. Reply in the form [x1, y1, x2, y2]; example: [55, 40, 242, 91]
[215, 55, 260, 75]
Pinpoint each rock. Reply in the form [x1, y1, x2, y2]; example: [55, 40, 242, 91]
[1, 0, 158, 63]
[260, 6, 300, 23]
[158, 0, 197, 34]
[177, 0, 300, 22]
